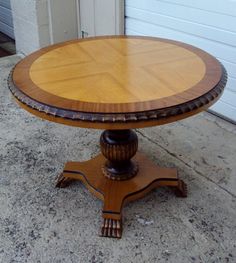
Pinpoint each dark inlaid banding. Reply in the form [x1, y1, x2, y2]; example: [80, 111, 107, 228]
[8, 36, 227, 129]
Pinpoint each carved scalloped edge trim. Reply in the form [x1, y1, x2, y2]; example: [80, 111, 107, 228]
[8, 64, 227, 124]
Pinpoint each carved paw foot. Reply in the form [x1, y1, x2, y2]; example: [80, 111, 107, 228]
[55, 173, 74, 188]
[101, 218, 122, 238]
[174, 180, 187, 197]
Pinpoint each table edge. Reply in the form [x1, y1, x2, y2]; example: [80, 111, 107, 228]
[12, 36, 224, 114]
[8, 64, 227, 129]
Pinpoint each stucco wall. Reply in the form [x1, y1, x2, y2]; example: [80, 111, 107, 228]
[10, 0, 51, 55]
[10, 0, 79, 55]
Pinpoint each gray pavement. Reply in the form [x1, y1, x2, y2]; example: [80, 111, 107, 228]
[0, 55, 235, 263]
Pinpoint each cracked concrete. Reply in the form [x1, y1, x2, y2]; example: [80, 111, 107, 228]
[0, 55, 236, 263]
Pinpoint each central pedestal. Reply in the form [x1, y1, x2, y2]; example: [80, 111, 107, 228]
[100, 130, 139, 180]
[56, 130, 187, 238]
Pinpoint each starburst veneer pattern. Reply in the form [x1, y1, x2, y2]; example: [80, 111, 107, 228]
[9, 36, 227, 238]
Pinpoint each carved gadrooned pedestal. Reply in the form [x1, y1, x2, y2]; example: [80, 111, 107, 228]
[56, 129, 187, 238]
[9, 36, 227, 239]
[100, 130, 139, 180]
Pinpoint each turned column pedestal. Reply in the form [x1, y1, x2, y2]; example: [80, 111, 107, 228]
[100, 130, 139, 180]
[56, 129, 187, 238]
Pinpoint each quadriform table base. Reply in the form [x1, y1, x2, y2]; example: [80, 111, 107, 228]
[9, 36, 226, 239]
[56, 130, 187, 238]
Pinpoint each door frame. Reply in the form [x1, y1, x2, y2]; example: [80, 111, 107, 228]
[77, 0, 125, 38]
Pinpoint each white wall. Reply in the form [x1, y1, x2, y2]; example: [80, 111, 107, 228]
[10, 0, 78, 55]
[11, 0, 41, 54]
[125, 0, 236, 122]
[37, 0, 51, 48]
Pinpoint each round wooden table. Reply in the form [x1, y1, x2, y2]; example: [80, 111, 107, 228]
[9, 36, 227, 238]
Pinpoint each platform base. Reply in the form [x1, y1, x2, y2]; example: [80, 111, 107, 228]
[56, 152, 187, 238]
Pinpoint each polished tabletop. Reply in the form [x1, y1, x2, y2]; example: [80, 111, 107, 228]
[29, 38, 205, 105]
[9, 36, 227, 129]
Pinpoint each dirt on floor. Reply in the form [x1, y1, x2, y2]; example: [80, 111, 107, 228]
[0, 55, 235, 263]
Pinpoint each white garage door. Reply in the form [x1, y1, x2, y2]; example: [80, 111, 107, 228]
[0, 0, 14, 39]
[126, 0, 236, 122]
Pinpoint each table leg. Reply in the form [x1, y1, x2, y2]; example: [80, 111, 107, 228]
[56, 129, 187, 238]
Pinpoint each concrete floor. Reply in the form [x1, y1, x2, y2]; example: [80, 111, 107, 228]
[0, 55, 236, 263]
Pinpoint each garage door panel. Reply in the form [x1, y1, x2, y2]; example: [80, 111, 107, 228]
[0, 6, 13, 27]
[210, 101, 236, 123]
[126, 18, 236, 63]
[126, 0, 236, 121]
[126, 0, 236, 32]
[0, 0, 11, 9]
[157, 0, 236, 17]
[221, 60, 236, 79]
[0, 0, 14, 38]
[0, 21, 14, 38]
[126, 7, 236, 47]
[225, 77, 236, 93]
[220, 90, 236, 108]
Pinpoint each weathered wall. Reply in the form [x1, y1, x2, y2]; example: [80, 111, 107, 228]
[10, 0, 50, 55]
[10, 0, 79, 55]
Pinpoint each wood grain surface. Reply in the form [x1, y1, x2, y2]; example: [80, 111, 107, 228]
[9, 36, 227, 129]
[56, 152, 187, 238]
[29, 38, 205, 104]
